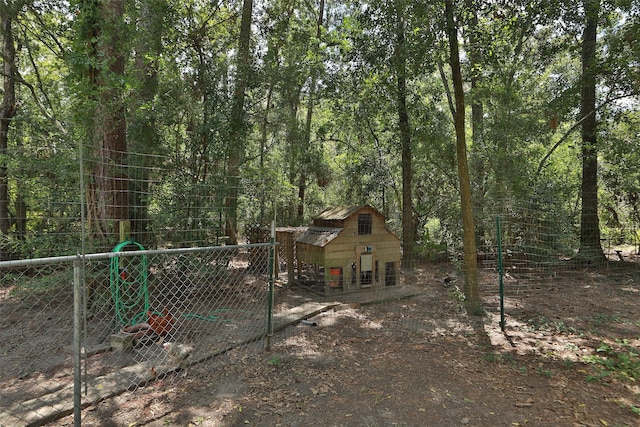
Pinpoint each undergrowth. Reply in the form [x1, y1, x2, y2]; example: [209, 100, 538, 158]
[582, 339, 640, 383]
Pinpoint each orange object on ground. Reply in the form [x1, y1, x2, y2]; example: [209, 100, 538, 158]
[147, 308, 174, 336]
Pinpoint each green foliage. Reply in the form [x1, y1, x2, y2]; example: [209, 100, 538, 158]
[583, 340, 640, 383]
[0, 0, 639, 261]
[482, 352, 515, 365]
[416, 240, 448, 262]
[593, 313, 624, 326]
[448, 284, 465, 305]
[268, 355, 282, 367]
[536, 366, 553, 378]
[601, 109, 640, 231]
[525, 315, 577, 335]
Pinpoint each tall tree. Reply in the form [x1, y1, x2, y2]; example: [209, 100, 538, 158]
[297, 0, 325, 224]
[466, 1, 483, 159]
[224, 0, 253, 244]
[577, 0, 606, 262]
[394, 0, 415, 268]
[0, 3, 20, 260]
[444, 0, 481, 315]
[258, 0, 331, 225]
[464, 0, 486, 213]
[129, 0, 166, 244]
[78, 0, 128, 239]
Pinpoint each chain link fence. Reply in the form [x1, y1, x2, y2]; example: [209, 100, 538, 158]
[0, 241, 276, 426]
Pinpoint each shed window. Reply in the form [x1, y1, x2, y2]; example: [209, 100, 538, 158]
[358, 214, 372, 235]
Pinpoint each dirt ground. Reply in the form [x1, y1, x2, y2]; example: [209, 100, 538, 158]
[50, 260, 640, 427]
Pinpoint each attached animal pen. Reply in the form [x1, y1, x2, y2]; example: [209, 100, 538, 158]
[0, 241, 276, 426]
[246, 224, 305, 286]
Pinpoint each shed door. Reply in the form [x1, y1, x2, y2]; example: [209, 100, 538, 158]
[360, 253, 373, 287]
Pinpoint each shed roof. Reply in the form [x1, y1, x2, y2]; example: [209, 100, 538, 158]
[314, 205, 368, 221]
[295, 227, 342, 247]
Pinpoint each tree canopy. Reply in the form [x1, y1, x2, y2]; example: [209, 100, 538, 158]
[1, 0, 639, 299]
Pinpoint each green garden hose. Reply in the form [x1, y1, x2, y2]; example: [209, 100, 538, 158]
[110, 240, 149, 326]
[110, 241, 240, 329]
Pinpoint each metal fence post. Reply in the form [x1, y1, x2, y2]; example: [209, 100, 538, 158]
[266, 221, 276, 351]
[73, 256, 82, 427]
[496, 217, 505, 331]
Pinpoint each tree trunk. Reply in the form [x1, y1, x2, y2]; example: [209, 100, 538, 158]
[85, 0, 128, 240]
[0, 13, 17, 261]
[395, 0, 415, 269]
[445, 0, 481, 315]
[285, 87, 302, 224]
[297, 0, 325, 225]
[465, 0, 486, 244]
[577, 0, 605, 263]
[224, 0, 253, 244]
[129, 0, 165, 244]
[14, 124, 26, 242]
[259, 84, 273, 223]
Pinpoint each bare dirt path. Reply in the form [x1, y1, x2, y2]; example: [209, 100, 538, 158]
[52, 262, 640, 426]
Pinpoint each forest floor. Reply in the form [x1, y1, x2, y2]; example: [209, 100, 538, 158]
[51, 257, 640, 427]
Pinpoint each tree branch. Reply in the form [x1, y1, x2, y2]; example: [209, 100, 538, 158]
[2, 70, 67, 135]
[437, 58, 456, 118]
[535, 92, 638, 177]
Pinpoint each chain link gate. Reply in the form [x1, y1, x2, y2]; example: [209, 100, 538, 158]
[0, 241, 276, 426]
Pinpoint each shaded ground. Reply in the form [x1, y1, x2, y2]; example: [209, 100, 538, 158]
[51, 261, 640, 426]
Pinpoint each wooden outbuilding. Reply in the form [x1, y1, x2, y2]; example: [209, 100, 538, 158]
[295, 205, 401, 295]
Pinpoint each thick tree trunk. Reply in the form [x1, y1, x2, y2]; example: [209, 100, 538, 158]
[577, 0, 605, 263]
[465, 0, 487, 249]
[85, 0, 128, 239]
[129, 0, 165, 244]
[445, 0, 481, 315]
[0, 14, 17, 261]
[225, 0, 253, 244]
[395, 0, 415, 269]
[465, 0, 486, 244]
